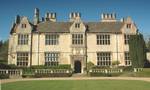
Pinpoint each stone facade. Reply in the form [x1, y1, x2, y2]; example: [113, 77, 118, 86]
[8, 8, 137, 73]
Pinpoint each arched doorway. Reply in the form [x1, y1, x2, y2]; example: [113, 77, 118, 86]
[74, 61, 81, 73]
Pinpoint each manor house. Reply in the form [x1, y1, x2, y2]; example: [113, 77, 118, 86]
[8, 8, 137, 73]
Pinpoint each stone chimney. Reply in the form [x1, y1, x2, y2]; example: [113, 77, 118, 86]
[101, 13, 117, 22]
[45, 12, 56, 22]
[33, 8, 40, 25]
[15, 15, 20, 24]
[120, 18, 125, 22]
[69, 12, 81, 22]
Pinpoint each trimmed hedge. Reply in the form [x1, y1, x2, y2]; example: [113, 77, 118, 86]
[30, 64, 71, 69]
[92, 66, 110, 69]
[22, 74, 34, 78]
[34, 73, 72, 78]
[118, 66, 133, 72]
[90, 72, 122, 77]
[0, 74, 9, 79]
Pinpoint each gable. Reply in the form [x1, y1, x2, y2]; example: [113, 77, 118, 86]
[70, 17, 86, 33]
[15, 17, 32, 34]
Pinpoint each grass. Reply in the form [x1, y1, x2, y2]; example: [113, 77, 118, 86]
[135, 68, 150, 77]
[120, 68, 150, 77]
[2, 80, 150, 90]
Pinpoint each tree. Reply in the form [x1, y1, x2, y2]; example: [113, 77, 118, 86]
[129, 33, 146, 68]
[0, 40, 3, 50]
[0, 40, 8, 64]
[147, 38, 150, 51]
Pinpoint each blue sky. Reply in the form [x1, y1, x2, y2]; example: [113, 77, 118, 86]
[0, 0, 150, 40]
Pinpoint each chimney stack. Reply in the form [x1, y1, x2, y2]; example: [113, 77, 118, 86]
[15, 15, 20, 24]
[101, 13, 116, 22]
[45, 12, 56, 22]
[69, 12, 81, 22]
[33, 8, 40, 25]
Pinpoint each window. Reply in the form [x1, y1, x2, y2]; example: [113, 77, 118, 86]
[18, 34, 29, 45]
[45, 52, 59, 66]
[124, 52, 131, 66]
[124, 34, 130, 44]
[97, 34, 110, 45]
[97, 52, 111, 66]
[127, 24, 131, 29]
[17, 52, 29, 66]
[45, 34, 59, 45]
[72, 34, 83, 45]
[75, 23, 80, 28]
[21, 24, 26, 28]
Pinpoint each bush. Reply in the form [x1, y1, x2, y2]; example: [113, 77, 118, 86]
[22, 68, 35, 75]
[34, 73, 72, 78]
[118, 66, 133, 72]
[0, 60, 7, 64]
[0, 74, 9, 79]
[112, 61, 120, 66]
[90, 72, 122, 77]
[0, 64, 19, 69]
[22, 74, 34, 78]
[0, 63, 13, 69]
[92, 66, 110, 69]
[31, 64, 71, 69]
[87, 62, 94, 72]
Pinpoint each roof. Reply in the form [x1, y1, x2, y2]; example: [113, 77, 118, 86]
[10, 21, 125, 34]
[37, 21, 72, 33]
[37, 21, 124, 33]
[86, 22, 124, 33]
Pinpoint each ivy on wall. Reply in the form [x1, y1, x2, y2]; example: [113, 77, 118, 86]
[129, 33, 146, 68]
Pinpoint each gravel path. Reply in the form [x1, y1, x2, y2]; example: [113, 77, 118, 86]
[1, 77, 150, 84]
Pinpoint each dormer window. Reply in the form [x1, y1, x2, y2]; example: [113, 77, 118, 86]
[127, 24, 131, 29]
[75, 23, 80, 28]
[22, 24, 26, 28]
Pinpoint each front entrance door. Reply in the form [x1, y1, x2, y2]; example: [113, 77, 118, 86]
[74, 61, 81, 73]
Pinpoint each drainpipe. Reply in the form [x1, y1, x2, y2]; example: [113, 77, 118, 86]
[116, 32, 119, 66]
[38, 32, 40, 65]
[85, 32, 88, 74]
[30, 32, 33, 67]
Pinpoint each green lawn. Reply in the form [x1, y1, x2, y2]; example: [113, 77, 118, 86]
[2, 80, 150, 90]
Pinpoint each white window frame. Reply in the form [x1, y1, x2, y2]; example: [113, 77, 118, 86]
[45, 34, 59, 45]
[97, 52, 111, 66]
[97, 34, 110, 45]
[124, 52, 131, 66]
[18, 34, 29, 45]
[45, 52, 59, 66]
[72, 34, 83, 45]
[17, 52, 29, 67]
[124, 34, 130, 45]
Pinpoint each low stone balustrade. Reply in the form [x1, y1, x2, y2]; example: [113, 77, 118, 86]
[89, 69, 123, 73]
[0, 69, 22, 76]
[35, 69, 72, 74]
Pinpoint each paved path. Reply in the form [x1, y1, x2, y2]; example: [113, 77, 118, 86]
[1, 77, 150, 84]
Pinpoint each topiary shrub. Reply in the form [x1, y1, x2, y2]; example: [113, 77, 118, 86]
[112, 61, 120, 68]
[87, 62, 94, 73]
